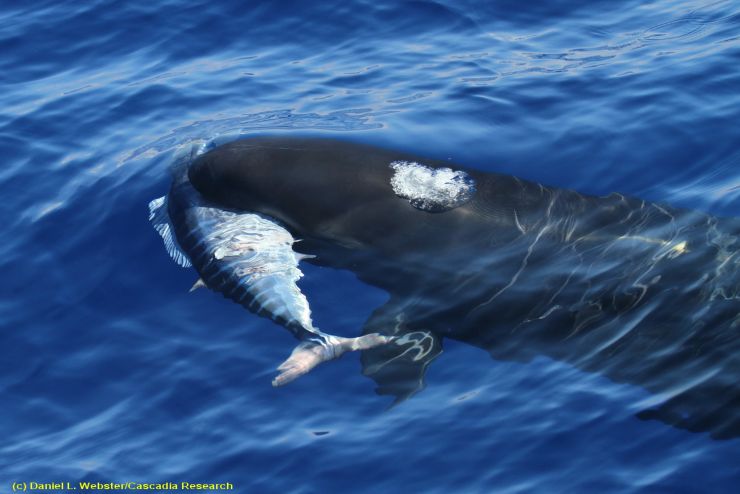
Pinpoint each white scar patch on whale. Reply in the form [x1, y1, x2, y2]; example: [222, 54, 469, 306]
[389, 160, 476, 212]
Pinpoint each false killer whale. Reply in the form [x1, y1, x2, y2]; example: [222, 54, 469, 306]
[150, 136, 739, 439]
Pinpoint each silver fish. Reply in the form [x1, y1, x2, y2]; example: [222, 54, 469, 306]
[149, 142, 390, 385]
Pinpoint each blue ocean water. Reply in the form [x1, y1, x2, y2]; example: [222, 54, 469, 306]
[1, 0, 739, 492]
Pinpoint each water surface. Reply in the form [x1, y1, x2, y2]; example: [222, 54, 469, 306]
[1, 0, 739, 492]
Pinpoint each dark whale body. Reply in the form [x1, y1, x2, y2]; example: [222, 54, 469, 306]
[182, 137, 739, 439]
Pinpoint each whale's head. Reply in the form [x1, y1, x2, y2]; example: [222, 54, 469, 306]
[188, 137, 410, 237]
[188, 136, 480, 252]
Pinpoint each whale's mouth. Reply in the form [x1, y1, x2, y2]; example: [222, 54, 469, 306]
[389, 160, 476, 213]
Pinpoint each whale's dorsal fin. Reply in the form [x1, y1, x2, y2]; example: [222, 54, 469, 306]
[148, 196, 192, 268]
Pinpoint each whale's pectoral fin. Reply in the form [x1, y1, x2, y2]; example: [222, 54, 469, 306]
[361, 330, 442, 404]
[272, 333, 392, 387]
[358, 302, 443, 404]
